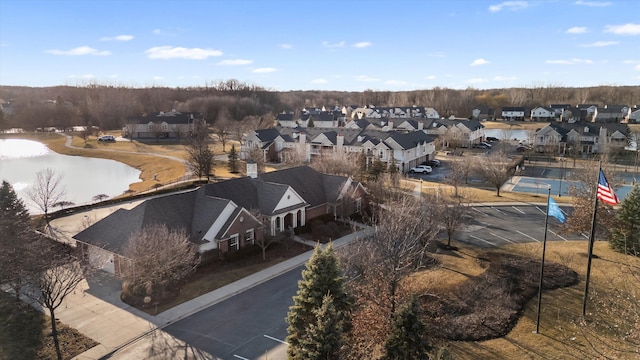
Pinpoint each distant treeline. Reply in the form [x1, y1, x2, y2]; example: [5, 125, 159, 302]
[1, 81, 639, 131]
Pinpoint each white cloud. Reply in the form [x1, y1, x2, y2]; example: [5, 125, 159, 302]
[217, 59, 253, 65]
[470, 58, 489, 66]
[311, 78, 328, 84]
[252, 67, 277, 74]
[101, 35, 134, 41]
[574, 1, 611, 7]
[279, 43, 292, 49]
[353, 42, 372, 48]
[355, 75, 379, 82]
[604, 23, 640, 35]
[634, 64, 640, 71]
[425, 75, 436, 80]
[428, 51, 446, 58]
[493, 75, 517, 81]
[545, 58, 594, 64]
[69, 74, 95, 79]
[145, 46, 223, 60]
[152, 29, 161, 34]
[385, 80, 408, 86]
[322, 41, 345, 48]
[566, 26, 587, 34]
[467, 78, 488, 84]
[579, 41, 619, 47]
[45, 46, 111, 56]
[489, 1, 528, 12]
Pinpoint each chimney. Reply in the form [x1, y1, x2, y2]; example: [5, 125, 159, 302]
[247, 160, 258, 179]
[299, 132, 306, 144]
[337, 133, 344, 147]
[418, 121, 424, 130]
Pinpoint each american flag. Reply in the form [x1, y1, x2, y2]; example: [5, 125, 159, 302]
[597, 169, 619, 205]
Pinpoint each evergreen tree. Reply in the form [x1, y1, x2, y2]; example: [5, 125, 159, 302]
[298, 294, 344, 360]
[608, 184, 640, 256]
[383, 295, 430, 360]
[228, 144, 239, 173]
[286, 243, 352, 359]
[0, 180, 34, 299]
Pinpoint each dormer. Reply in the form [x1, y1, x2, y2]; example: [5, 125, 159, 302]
[584, 126, 589, 133]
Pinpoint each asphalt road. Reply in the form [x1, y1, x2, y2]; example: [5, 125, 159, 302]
[163, 265, 304, 360]
[152, 205, 580, 360]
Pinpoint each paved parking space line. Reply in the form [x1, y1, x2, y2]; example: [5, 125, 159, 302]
[560, 208, 569, 215]
[489, 232, 515, 244]
[511, 206, 526, 215]
[233, 355, 250, 360]
[547, 229, 568, 241]
[516, 230, 540, 242]
[264, 334, 289, 345]
[491, 206, 506, 215]
[472, 207, 489, 216]
[470, 234, 495, 247]
[581, 232, 589, 239]
[535, 206, 546, 215]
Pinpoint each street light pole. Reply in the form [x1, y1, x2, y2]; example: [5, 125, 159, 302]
[558, 158, 566, 196]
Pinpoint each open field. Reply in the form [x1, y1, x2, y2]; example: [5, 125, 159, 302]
[412, 240, 640, 359]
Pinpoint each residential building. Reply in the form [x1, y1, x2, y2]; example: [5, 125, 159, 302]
[123, 110, 205, 139]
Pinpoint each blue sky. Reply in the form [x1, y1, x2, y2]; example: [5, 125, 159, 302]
[1, 0, 639, 91]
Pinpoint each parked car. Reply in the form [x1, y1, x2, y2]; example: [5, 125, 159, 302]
[428, 159, 441, 167]
[486, 137, 499, 142]
[409, 165, 432, 174]
[472, 142, 491, 149]
[516, 145, 531, 152]
[98, 135, 116, 142]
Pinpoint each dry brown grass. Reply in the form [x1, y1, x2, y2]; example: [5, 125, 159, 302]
[414, 241, 640, 359]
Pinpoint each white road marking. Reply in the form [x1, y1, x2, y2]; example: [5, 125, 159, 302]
[511, 206, 526, 215]
[233, 355, 250, 360]
[472, 207, 488, 216]
[581, 233, 589, 239]
[535, 206, 546, 215]
[560, 208, 569, 215]
[516, 230, 540, 242]
[547, 229, 568, 241]
[264, 334, 289, 345]
[470, 234, 495, 246]
[492, 206, 506, 215]
[489, 232, 516, 244]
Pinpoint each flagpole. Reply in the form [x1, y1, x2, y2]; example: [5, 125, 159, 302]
[582, 163, 601, 317]
[535, 186, 551, 334]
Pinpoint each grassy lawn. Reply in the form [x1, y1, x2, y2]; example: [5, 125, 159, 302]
[0, 292, 98, 360]
[411, 240, 640, 359]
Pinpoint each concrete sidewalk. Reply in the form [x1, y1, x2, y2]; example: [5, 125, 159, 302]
[69, 224, 373, 359]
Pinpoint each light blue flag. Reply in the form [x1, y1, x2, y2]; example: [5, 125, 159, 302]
[548, 197, 565, 223]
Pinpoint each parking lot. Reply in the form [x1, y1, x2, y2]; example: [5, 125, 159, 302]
[451, 204, 584, 248]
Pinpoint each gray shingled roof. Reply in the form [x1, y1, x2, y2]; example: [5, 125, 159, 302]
[259, 166, 333, 208]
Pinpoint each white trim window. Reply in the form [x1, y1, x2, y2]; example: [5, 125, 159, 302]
[229, 234, 239, 250]
[245, 229, 255, 245]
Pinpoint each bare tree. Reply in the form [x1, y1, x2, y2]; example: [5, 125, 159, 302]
[150, 122, 166, 141]
[26, 168, 67, 224]
[446, 159, 472, 197]
[122, 224, 199, 302]
[186, 121, 214, 180]
[473, 152, 514, 197]
[23, 246, 89, 360]
[436, 192, 471, 248]
[214, 107, 232, 152]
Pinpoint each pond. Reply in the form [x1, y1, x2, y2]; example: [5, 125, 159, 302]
[484, 128, 535, 142]
[0, 139, 141, 214]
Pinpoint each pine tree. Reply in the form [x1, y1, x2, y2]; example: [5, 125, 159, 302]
[608, 184, 640, 256]
[0, 181, 34, 299]
[286, 244, 352, 359]
[382, 296, 431, 360]
[228, 144, 239, 173]
[298, 294, 344, 360]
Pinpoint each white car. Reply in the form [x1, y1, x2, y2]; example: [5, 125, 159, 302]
[409, 165, 432, 174]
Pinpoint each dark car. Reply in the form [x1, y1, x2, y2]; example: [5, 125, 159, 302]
[472, 142, 491, 149]
[486, 136, 499, 142]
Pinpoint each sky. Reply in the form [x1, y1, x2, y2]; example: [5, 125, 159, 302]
[1, 0, 639, 92]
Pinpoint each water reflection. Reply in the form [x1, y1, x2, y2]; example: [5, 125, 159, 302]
[0, 139, 141, 214]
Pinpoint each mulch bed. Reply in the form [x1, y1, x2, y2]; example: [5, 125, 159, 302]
[421, 251, 578, 341]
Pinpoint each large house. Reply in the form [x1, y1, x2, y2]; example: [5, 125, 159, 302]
[533, 122, 629, 154]
[73, 166, 367, 277]
[242, 126, 437, 173]
[123, 110, 205, 139]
